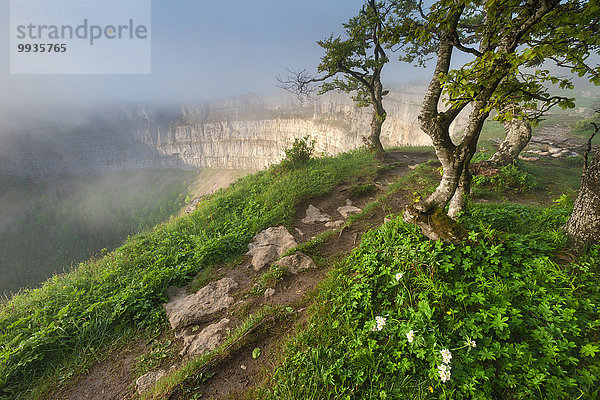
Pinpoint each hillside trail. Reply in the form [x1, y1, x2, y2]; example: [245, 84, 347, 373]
[49, 150, 435, 400]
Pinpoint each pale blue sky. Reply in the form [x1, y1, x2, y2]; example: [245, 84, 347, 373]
[1, 0, 431, 107]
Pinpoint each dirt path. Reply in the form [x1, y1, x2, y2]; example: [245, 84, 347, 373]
[49, 150, 434, 400]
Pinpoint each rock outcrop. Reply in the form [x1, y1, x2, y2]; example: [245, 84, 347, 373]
[246, 226, 297, 271]
[136, 370, 167, 394]
[165, 277, 238, 331]
[337, 199, 362, 218]
[179, 318, 230, 357]
[275, 252, 316, 274]
[301, 204, 331, 224]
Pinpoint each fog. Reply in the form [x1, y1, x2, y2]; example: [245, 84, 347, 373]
[1, 1, 371, 107]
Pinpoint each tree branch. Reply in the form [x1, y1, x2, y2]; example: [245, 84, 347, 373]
[276, 68, 335, 100]
[584, 121, 599, 172]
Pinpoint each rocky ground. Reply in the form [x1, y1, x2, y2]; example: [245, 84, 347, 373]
[518, 123, 585, 161]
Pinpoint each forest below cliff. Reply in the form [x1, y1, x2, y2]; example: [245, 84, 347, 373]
[0, 170, 196, 296]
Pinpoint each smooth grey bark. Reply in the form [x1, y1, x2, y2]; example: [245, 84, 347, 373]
[564, 129, 600, 247]
[448, 166, 471, 219]
[488, 117, 532, 166]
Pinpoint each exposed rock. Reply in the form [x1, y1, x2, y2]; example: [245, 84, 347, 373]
[185, 197, 202, 214]
[548, 146, 562, 154]
[136, 370, 167, 394]
[264, 288, 276, 298]
[345, 199, 353, 206]
[247, 226, 297, 271]
[408, 164, 418, 170]
[180, 318, 230, 357]
[518, 155, 540, 162]
[301, 204, 331, 224]
[295, 227, 304, 236]
[275, 252, 316, 274]
[337, 202, 362, 218]
[325, 220, 344, 229]
[165, 277, 238, 331]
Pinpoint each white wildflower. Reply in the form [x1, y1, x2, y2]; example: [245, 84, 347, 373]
[437, 364, 451, 382]
[440, 348, 452, 364]
[406, 329, 414, 343]
[373, 316, 386, 331]
[470, 340, 477, 348]
[395, 272, 404, 281]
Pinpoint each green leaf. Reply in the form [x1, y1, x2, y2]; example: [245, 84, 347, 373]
[580, 344, 599, 358]
[252, 347, 261, 359]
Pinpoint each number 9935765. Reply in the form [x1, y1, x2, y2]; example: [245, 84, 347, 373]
[17, 43, 66, 53]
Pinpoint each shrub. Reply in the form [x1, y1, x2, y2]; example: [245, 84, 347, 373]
[282, 136, 316, 168]
[473, 164, 536, 195]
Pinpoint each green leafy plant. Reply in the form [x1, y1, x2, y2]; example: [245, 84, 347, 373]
[264, 205, 600, 400]
[134, 339, 174, 376]
[252, 348, 261, 359]
[472, 164, 537, 195]
[281, 136, 316, 169]
[348, 183, 377, 198]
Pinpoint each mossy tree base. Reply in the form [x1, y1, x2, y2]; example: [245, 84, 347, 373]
[403, 205, 469, 243]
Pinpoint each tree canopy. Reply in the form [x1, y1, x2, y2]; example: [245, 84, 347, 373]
[386, 0, 600, 227]
[278, 0, 393, 154]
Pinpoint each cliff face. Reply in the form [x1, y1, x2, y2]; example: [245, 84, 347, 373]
[0, 89, 464, 184]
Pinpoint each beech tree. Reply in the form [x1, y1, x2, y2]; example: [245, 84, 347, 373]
[564, 113, 600, 247]
[278, 0, 391, 155]
[488, 115, 532, 167]
[387, 0, 600, 233]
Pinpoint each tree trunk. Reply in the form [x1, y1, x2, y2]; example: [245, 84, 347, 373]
[488, 117, 532, 167]
[448, 166, 471, 219]
[564, 135, 600, 248]
[367, 105, 385, 155]
[366, 80, 386, 155]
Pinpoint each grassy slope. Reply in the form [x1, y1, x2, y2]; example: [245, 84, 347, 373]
[0, 150, 379, 399]
[2, 120, 597, 399]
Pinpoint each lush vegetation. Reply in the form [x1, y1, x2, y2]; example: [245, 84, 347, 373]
[472, 164, 537, 196]
[262, 204, 600, 399]
[0, 170, 197, 296]
[0, 150, 378, 399]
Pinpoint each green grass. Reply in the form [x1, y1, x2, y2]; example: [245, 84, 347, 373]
[521, 158, 583, 200]
[258, 204, 600, 400]
[0, 150, 379, 399]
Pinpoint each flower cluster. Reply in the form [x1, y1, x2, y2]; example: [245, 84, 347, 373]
[395, 272, 404, 281]
[438, 348, 452, 382]
[372, 316, 386, 331]
[440, 348, 452, 364]
[437, 363, 451, 383]
[406, 329, 414, 343]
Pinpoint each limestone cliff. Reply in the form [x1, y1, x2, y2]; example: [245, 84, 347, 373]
[0, 88, 465, 184]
